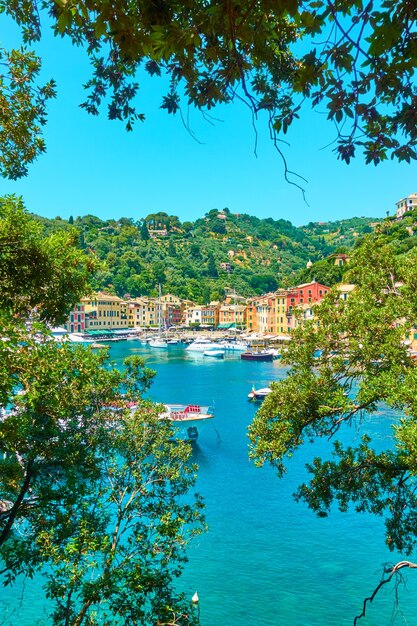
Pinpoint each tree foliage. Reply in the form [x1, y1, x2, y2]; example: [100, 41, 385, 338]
[0, 201, 203, 625]
[0, 195, 95, 324]
[36, 209, 378, 302]
[0, 46, 56, 178]
[249, 234, 417, 618]
[1, 0, 416, 178]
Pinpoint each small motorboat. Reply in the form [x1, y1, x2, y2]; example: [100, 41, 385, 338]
[241, 351, 274, 362]
[247, 386, 272, 401]
[203, 349, 225, 358]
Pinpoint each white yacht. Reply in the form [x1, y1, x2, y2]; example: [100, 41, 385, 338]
[203, 348, 225, 358]
[186, 338, 223, 352]
[222, 341, 248, 351]
[247, 386, 272, 401]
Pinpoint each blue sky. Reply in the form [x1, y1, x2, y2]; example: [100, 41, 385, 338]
[1, 17, 416, 226]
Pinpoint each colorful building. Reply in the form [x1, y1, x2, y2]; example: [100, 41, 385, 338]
[396, 193, 417, 219]
[64, 303, 85, 333]
[337, 284, 355, 300]
[218, 304, 246, 328]
[131, 297, 162, 328]
[286, 281, 330, 331]
[82, 293, 128, 329]
[201, 306, 219, 327]
[286, 282, 329, 310]
[185, 306, 203, 327]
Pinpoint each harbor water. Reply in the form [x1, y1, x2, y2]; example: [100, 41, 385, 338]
[2, 341, 417, 625]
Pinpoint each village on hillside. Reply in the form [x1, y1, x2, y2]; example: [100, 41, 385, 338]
[64, 256, 352, 341]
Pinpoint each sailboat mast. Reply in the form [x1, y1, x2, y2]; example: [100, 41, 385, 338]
[234, 288, 237, 340]
[158, 283, 162, 335]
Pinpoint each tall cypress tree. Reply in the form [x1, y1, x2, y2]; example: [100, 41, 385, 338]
[140, 220, 150, 241]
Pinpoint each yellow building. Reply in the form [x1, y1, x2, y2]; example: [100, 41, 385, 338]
[246, 292, 288, 335]
[82, 293, 128, 329]
[337, 283, 355, 300]
[128, 297, 162, 328]
[271, 291, 287, 335]
[160, 293, 183, 306]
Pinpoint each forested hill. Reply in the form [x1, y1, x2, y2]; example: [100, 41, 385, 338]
[35, 208, 381, 303]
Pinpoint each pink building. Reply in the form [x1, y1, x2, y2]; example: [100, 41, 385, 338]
[286, 281, 329, 330]
[65, 303, 86, 333]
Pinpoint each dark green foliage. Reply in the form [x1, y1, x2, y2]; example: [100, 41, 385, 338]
[0, 198, 204, 626]
[210, 220, 226, 235]
[249, 273, 278, 294]
[2, 0, 416, 179]
[0, 195, 94, 324]
[206, 252, 218, 278]
[249, 232, 417, 616]
[34, 208, 380, 302]
[0, 47, 56, 179]
[295, 258, 345, 287]
[140, 220, 150, 240]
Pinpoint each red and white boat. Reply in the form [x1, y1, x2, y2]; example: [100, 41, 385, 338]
[160, 404, 214, 441]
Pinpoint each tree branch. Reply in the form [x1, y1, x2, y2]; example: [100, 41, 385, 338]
[354, 561, 417, 625]
[0, 458, 34, 547]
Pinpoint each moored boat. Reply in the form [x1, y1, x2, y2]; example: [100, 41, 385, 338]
[247, 386, 272, 401]
[203, 349, 224, 358]
[241, 351, 274, 362]
[148, 337, 168, 348]
[160, 404, 214, 441]
[222, 341, 248, 351]
[148, 284, 168, 348]
[186, 338, 222, 352]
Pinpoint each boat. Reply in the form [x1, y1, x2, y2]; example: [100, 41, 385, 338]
[203, 349, 224, 358]
[160, 404, 214, 441]
[186, 338, 223, 352]
[222, 341, 248, 351]
[241, 351, 274, 362]
[91, 342, 107, 349]
[148, 337, 168, 348]
[247, 386, 272, 401]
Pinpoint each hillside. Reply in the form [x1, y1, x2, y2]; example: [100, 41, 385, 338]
[34, 209, 382, 302]
[297, 210, 417, 287]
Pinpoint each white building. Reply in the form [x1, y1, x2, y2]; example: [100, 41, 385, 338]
[185, 307, 203, 327]
[396, 193, 417, 219]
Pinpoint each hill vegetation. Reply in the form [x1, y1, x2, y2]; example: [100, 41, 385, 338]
[35, 208, 382, 302]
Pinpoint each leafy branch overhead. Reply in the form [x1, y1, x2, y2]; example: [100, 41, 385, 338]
[249, 233, 417, 619]
[1, 0, 416, 177]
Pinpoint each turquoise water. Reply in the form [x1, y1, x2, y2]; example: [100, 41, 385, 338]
[2, 342, 417, 625]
